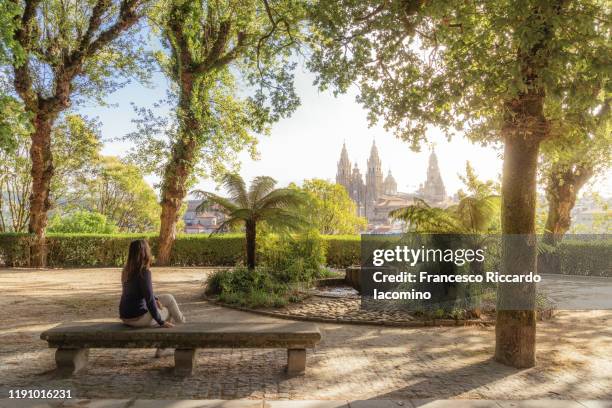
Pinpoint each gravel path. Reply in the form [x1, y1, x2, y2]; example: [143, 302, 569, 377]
[0, 267, 610, 401]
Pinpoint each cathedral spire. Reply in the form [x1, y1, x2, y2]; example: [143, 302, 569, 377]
[419, 148, 446, 203]
[336, 142, 352, 191]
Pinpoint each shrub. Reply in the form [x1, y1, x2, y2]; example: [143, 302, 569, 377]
[0, 233, 246, 267]
[168, 234, 244, 266]
[48, 211, 118, 234]
[0, 233, 31, 267]
[323, 235, 361, 268]
[204, 232, 327, 308]
[211, 265, 297, 308]
[0, 232, 359, 269]
[555, 238, 612, 277]
[258, 231, 327, 284]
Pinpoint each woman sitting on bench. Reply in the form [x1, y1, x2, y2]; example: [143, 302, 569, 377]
[119, 239, 186, 332]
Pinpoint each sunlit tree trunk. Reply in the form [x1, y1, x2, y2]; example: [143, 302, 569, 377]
[156, 67, 198, 265]
[27, 113, 56, 266]
[543, 163, 593, 245]
[157, 135, 197, 264]
[495, 90, 549, 368]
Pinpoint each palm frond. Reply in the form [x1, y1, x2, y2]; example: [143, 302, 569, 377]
[455, 195, 500, 233]
[226, 208, 253, 222]
[390, 204, 463, 233]
[258, 207, 308, 232]
[248, 176, 277, 206]
[221, 173, 249, 208]
[257, 188, 308, 211]
[210, 217, 245, 235]
[192, 190, 239, 214]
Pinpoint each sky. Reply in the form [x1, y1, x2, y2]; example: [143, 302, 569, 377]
[78, 61, 611, 199]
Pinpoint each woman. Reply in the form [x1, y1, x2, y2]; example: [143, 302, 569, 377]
[119, 239, 186, 332]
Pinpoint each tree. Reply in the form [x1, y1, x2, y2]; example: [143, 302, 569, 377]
[50, 115, 102, 207]
[0, 114, 100, 232]
[193, 173, 307, 269]
[78, 156, 160, 232]
[307, 0, 609, 367]
[142, 0, 303, 265]
[391, 163, 500, 234]
[0, 128, 30, 232]
[541, 100, 611, 244]
[292, 178, 366, 234]
[0, 1, 23, 151]
[48, 210, 118, 234]
[4, 0, 152, 265]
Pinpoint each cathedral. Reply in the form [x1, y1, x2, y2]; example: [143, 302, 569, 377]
[336, 141, 448, 226]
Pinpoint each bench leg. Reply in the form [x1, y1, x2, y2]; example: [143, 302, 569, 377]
[286, 348, 306, 375]
[55, 348, 89, 375]
[174, 348, 196, 376]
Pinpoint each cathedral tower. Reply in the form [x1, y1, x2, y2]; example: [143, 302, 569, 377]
[350, 163, 366, 216]
[336, 142, 351, 191]
[419, 148, 446, 203]
[384, 170, 397, 196]
[365, 140, 384, 217]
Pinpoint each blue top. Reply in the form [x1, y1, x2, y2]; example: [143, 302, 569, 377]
[119, 268, 164, 326]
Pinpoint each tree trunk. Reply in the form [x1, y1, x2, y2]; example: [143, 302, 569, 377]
[495, 120, 541, 368]
[543, 164, 593, 245]
[246, 220, 256, 270]
[157, 136, 197, 265]
[156, 71, 198, 266]
[28, 113, 55, 267]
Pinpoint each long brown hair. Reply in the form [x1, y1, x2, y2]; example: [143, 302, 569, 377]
[122, 239, 152, 283]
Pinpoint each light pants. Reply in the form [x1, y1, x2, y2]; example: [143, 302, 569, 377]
[122, 294, 185, 327]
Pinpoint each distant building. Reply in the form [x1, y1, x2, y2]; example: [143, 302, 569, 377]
[335, 141, 450, 230]
[416, 149, 447, 204]
[183, 200, 227, 234]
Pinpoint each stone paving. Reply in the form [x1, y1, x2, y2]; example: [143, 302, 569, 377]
[1, 268, 611, 401]
[1, 399, 611, 407]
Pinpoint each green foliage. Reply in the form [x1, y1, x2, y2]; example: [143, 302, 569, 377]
[81, 157, 161, 232]
[257, 231, 328, 283]
[323, 235, 361, 268]
[291, 178, 367, 234]
[167, 234, 245, 266]
[127, 0, 304, 181]
[554, 239, 612, 277]
[0, 232, 360, 269]
[309, 1, 609, 147]
[208, 265, 302, 308]
[0, 96, 31, 153]
[4, 0, 153, 109]
[194, 173, 309, 268]
[0, 233, 31, 267]
[50, 115, 102, 205]
[205, 232, 327, 308]
[48, 211, 118, 234]
[0, 119, 31, 232]
[0, 113, 159, 233]
[196, 174, 308, 233]
[391, 164, 501, 234]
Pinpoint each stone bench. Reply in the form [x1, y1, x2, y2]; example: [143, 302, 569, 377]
[40, 321, 321, 376]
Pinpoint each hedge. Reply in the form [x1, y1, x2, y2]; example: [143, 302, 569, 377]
[323, 235, 361, 268]
[553, 239, 612, 278]
[1, 233, 608, 276]
[0, 233, 360, 268]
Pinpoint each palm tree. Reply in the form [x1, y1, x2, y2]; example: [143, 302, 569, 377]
[192, 173, 308, 269]
[390, 195, 500, 234]
[391, 163, 500, 234]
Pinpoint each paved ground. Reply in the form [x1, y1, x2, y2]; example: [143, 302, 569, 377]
[538, 274, 612, 309]
[1, 399, 611, 407]
[0, 268, 611, 401]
